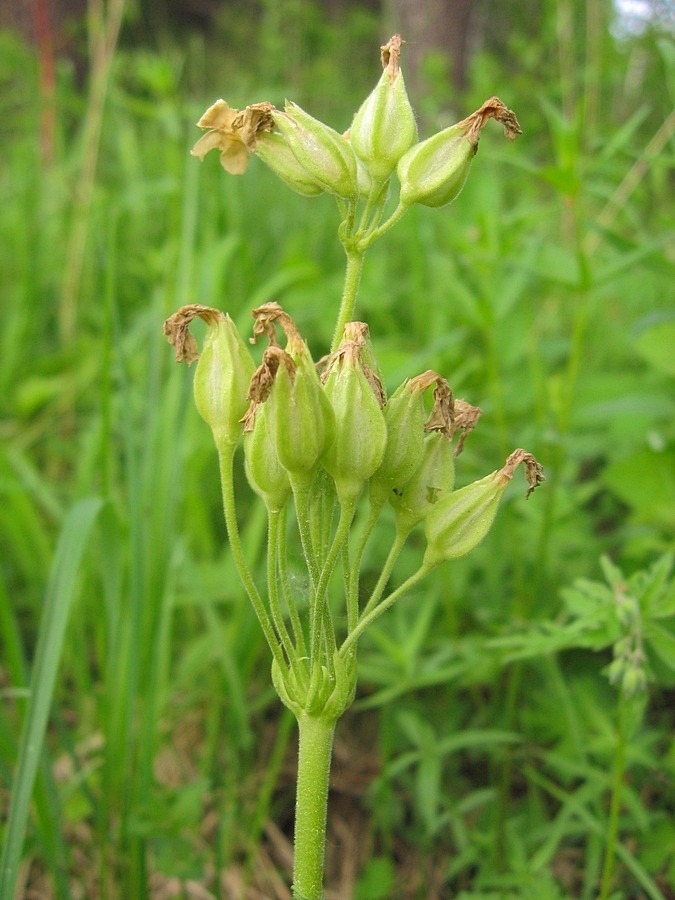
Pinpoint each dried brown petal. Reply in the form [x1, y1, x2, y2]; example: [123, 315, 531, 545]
[451, 400, 483, 456]
[163, 304, 223, 365]
[241, 345, 295, 432]
[380, 34, 405, 83]
[459, 97, 522, 145]
[422, 377, 455, 438]
[497, 449, 545, 498]
[232, 101, 275, 150]
[250, 302, 304, 350]
[324, 322, 386, 407]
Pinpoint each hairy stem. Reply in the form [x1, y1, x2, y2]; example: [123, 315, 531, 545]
[217, 443, 284, 670]
[331, 248, 365, 352]
[341, 562, 432, 657]
[292, 713, 336, 900]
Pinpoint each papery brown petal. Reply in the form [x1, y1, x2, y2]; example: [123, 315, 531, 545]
[250, 302, 304, 350]
[163, 304, 223, 365]
[497, 448, 545, 498]
[423, 379, 455, 438]
[452, 400, 483, 456]
[459, 97, 522, 145]
[380, 34, 405, 82]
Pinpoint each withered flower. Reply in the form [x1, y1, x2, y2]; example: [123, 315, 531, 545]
[191, 99, 275, 175]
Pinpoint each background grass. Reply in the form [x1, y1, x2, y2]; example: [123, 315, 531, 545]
[1, 1, 674, 896]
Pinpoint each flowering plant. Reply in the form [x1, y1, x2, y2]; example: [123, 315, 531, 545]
[165, 35, 542, 899]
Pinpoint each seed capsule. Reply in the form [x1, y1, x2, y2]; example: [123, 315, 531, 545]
[423, 448, 544, 567]
[390, 431, 456, 535]
[255, 131, 325, 197]
[322, 349, 387, 508]
[397, 97, 521, 209]
[422, 471, 503, 567]
[369, 379, 426, 508]
[349, 34, 417, 185]
[244, 399, 291, 512]
[272, 101, 358, 199]
[270, 354, 335, 481]
[164, 305, 254, 451]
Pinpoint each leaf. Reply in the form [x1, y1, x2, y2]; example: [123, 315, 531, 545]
[602, 448, 675, 527]
[634, 320, 675, 376]
[645, 621, 675, 672]
[0, 498, 104, 900]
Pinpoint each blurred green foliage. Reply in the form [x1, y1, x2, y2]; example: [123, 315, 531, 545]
[0, 0, 673, 895]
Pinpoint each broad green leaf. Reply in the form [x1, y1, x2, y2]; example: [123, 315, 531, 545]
[634, 320, 675, 376]
[645, 621, 675, 672]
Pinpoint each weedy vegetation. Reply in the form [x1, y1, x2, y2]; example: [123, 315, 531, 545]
[1, 2, 673, 898]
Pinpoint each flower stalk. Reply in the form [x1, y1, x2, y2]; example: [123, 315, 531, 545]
[166, 34, 539, 896]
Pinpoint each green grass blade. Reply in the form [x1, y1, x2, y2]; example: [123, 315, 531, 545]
[0, 496, 104, 899]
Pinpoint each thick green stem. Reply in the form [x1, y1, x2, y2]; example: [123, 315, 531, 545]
[331, 248, 364, 352]
[292, 713, 336, 900]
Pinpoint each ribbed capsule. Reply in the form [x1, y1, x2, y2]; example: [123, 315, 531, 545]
[390, 431, 456, 535]
[322, 352, 387, 508]
[397, 123, 476, 209]
[397, 97, 521, 209]
[270, 356, 335, 479]
[350, 35, 417, 185]
[272, 101, 358, 199]
[163, 305, 254, 451]
[370, 379, 426, 508]
[422, 471, 504, 568]
[255, 131, 325, 197]
[244, 400, 291, 512]
[423, 448, 544, 568]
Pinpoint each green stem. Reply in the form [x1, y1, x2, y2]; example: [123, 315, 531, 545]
[268, 509, 302, 677]
[331, 248, 365, 352]
[308, 502, 355, 701]
[347, 495, 386, 629]
[277, 507, 308, 659]
[341, 562, 432, 657]
[599, 693, 627, 900]
[360, 526, 410, 620]
[291, 477, 321, 590]
[359, 201, 407, 251]
[217, 443, 284, 670]
[292, 712, 336, 900]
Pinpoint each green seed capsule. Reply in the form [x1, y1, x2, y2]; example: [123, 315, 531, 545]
[397, 97, 521, 209]
[244, 399, 291, 513]
[422, 472, 504, 568]
[422, 447, 544, 568]
[397, 123, 476, 209]
[255, 131, 325, 197]
[350, 65, 417, 185]
[164, 305, 254, 452]
[270, 356, 335, 481]
[370, 379, 426, 508]
[272, 102, 358, 199]
[390, 431, 456, 535]
[322, 356, 387, 508]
